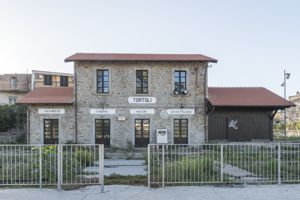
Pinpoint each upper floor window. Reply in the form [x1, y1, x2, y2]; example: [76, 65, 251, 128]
[44, 75, 53, 86]
[10, 77, 17, 88]
[35, 73, 42, 79]
[60, 76, 68, 87]
[174, 70, 186, 94]
[136, 70, 148, 94]
[96, 69, 109, 93]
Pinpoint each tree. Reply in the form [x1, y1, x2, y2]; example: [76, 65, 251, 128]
[0, 105, 27, 132]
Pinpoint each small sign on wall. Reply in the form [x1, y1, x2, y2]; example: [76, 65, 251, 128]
[128, 97, 157, 104]
[228, 119, 239, 130]
[38, 109, 65, 114]
[167, 109, 195, 115]
[160, 109, 195, 119]
[130, 109, 155, 114]
[90, 109, 116, 115]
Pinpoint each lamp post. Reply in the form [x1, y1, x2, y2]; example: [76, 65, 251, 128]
[281, 70, 291, 140]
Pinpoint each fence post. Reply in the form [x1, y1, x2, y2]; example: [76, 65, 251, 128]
[162, 145, 165, 187]
[39, 145, 42, 188]
[99, 144, 104, 193]
[220, 144, 224, 183]
[57, 145, 62, 191]
[278, 143, 281, 184]
[148, 144, 150, 188]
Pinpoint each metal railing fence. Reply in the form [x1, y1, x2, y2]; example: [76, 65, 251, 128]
[0, 144, 104, 191]
[148, 143, 300, 187]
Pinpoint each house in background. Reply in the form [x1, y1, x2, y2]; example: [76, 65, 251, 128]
[0, 73, 31, 105]
[31, 70, 74, 90]
[288, 91, 300, 122]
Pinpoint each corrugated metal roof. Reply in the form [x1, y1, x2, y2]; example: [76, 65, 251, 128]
[65, 53, 218, 63]
[208, 87, 295, 108]
[16, 87, 74, 104]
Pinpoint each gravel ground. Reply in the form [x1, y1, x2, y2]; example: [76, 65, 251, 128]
[0, 184, 299, 200]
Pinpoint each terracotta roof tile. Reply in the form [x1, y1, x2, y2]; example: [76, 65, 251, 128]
[208, 87, 295, 108]
[65, 53, 218, 63]
[16, 87, 73, 104]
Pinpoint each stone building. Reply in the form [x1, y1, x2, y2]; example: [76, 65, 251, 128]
[17, 53, 217, 147]
[17, 87, 75, 144]
[0, 73, 31, 105]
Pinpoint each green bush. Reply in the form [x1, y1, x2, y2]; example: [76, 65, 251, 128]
[150, 155, 218, 183]
[74, 148, 94, 166]
[30, 146, 96, 184]
[0, 105, 27, 132]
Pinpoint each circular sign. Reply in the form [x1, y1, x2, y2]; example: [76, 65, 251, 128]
[160, 110, 168, 119]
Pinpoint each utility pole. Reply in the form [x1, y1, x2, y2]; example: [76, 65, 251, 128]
[281, 70, 290, 140]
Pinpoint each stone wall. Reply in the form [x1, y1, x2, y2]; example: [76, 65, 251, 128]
[28, 105, 75, 144]
[75, 61, 207, 148]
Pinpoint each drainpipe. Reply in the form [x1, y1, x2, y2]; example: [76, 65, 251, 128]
[74, 63, 78, 143]
[27, 108, 30, 144]
[204, 64, 208, 143]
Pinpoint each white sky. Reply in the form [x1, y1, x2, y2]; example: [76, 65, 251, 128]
[0, 0, 299, 97]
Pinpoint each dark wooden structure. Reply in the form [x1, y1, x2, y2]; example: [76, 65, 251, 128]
[207, 87, 295, 142]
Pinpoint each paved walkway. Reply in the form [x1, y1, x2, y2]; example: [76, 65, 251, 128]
[0, 184, 299, 200]
[84, 159, 147, 176]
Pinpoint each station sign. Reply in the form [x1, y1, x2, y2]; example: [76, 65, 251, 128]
[128, 97, 156, 104]
[130, 109, 155, 114]
[90, 109, 116, 115]
[38, 109, 65, 114]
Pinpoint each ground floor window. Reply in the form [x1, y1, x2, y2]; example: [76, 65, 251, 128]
[135, 119, 150, 147]
[95, 119, 110, 148]
[8, 96, 17, 105]
[173, 119, 188, 144]
[44, 119, 59, 144]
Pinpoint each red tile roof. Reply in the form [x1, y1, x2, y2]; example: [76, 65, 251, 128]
[16, 87, 74, 104]
[65, 53, 218, 63]
[17, 86, 293, 108]
[208, 87, 295, 108]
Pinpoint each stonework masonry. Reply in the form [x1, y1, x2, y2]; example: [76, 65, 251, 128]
[75, 61, 208, 148]
[29, 105, 75, 144]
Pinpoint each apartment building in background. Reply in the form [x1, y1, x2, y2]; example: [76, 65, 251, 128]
[288, 91, 300, 122]
[31, 70, 74, 90]
[0, 73, 31, 105]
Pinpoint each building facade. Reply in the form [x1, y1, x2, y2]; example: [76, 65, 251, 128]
[31, 70, 74, 90]
[17, 53, 296, 146]
[0, 73, 31, 105]
[18, 53, 218, 148]
[74, 61, 209, 148]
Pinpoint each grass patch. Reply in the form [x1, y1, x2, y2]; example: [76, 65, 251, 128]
[273, 135, 300, 142]
[104, 174, 147, 185]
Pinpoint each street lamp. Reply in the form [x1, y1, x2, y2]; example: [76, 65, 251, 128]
[281, 70, 291, 140]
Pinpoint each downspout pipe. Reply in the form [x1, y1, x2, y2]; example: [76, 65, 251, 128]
[204, 65, 208, 143]
[74, 63, 78, 143]
[27, 107, 30, 144]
